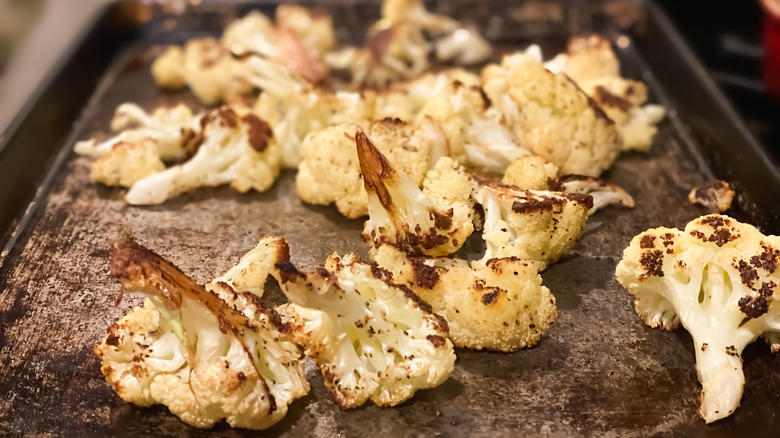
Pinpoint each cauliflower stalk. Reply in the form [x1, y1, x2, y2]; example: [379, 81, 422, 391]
[372, 244, 557, 351]
[126, 106, 280, 205]
[615, 215, 780, 423]
[273, 253, 455, 409]
[96, 239, 308, 429]
[357, 130, 474, 257]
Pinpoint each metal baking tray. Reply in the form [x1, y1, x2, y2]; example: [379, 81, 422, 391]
[1, 1, 779, 436]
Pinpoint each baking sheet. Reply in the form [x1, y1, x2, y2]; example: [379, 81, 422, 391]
[1, 2, 780, 436]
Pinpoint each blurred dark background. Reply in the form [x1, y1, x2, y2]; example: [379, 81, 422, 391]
[0, 0, 777, 163]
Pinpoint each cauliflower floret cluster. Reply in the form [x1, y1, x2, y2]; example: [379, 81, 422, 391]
[274, 253, 455, 409]
[373, 244, 557, 351]
[482, 52, 621, 176]
[295, 118, 444, 218]
[125, 105, 281, 204]
[615, 215, 780, 423]
[96, 239, 308, 429]
[357, 131, 474, 256]
[471, 175, 592, 270]
[544, 35, 666, 151]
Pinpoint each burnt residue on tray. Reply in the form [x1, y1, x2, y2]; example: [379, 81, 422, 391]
[1, 2, 780, 438]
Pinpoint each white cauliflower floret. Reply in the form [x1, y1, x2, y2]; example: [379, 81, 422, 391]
[75, 103, 200, 160]
[545, 35, 666, 151]
[357, 131, 473, 257]
[482, 52, 620, 176]
[254, 87, 372, 169]
[419, 80, 529, 173]
[274, 5, 336, 56]
[206, 237, 291, 322]
[381, 0, 491, 66]
[471, 176, 592, 270]
[372, 244, 557, 351]
[125, 106, 280, 205]
[295, 119, 443, 218]
[152, 37, 254, 106]
[273, 253, 455, 409]
[615, 215, 780, 423]
[373, 68, 481, 120]
[96, 239, 308, 429]
[90, 139, 166, 187]
[501, 156, 559, 191]
[547, 174, 635, 215]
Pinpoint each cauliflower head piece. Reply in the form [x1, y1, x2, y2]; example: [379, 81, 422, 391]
[126, 106, 280, 205]
[90, 139, 166, 188]
[501, 156, 559, 191]
[372, 244, 557, 351]
[615, 215, 780, 423]
[296, 119, 444, 218]
[96, 239, 308, 429]
[471, 176, 592, 270]
[75, 102, 200, 161]
[483, 51, 621, 176]
[357, 131, 474, 257]
[273, 253, 455, 409]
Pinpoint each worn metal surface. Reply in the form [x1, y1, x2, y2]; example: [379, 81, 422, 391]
[2, 8, 780, 438]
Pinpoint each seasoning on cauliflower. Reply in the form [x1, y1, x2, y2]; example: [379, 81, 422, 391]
[482, 52, 621, 176]
[96, 239, 309, 429]
[126, 106, 280, 205]
[74, 103, 200, 161]
[372, 244, 557, 351]
[273, 254, 455, 409]
[357, 130, 474, 257]
[295, 118, 444, 218]
[471, 175, 592, 269]
[152, 37, 254, 106]
[615, 215, 780, 423]
[544, 35, 666, 151]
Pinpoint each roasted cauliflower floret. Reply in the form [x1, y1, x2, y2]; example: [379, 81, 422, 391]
[152, 37, 254, 106]
[501, 156, 559, 191]
[372, 244, 557, 351]
[75, 103, 200, 161]
[126, 106, 280, 205]
[420, 80, 529, 173]
[254, 87, 372, 169]
[296, 119, 443, 218]
[274, 254, 455, 409]
[90, 139, 166, 187]
[615, 215, 780, 423]
[206, 237, 291, 321]
[547, 174, 635, 215]
[274, 5, 336, 57]
[482, 53, 620, 176]
[358, 131, 474, 257]
[96, 239, 308, 429]
[545, 35, 666, 151]
[471, 176, 592, 269]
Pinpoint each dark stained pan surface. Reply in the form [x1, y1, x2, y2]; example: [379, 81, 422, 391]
[1, 1, 780, 437]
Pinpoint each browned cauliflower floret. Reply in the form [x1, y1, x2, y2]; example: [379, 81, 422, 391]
[482, 50, 621, 176]
[501, 156, 559, 191]
[295, 119, 443, 218]
[471, 176, 592, 269]
[273, 254, 455, 409]
[616, 215, 780, 423]
[545, 36, 666, 151]
[96, 239, 308, 429]
[372, 244, 557, 351]
[90, 139, 165, 187]
[358, 131, 474, 257]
